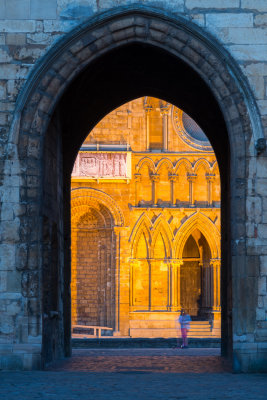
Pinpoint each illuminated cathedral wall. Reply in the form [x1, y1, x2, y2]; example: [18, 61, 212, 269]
[71, 97, 221, 338]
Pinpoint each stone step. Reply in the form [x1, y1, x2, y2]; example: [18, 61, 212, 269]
[129, 320, 211, 330]
[129, 328, 217, 338]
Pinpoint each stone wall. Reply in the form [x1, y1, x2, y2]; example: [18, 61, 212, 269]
[0, 0, 266, 371]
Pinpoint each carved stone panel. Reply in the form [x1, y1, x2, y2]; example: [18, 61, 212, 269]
[72, 152, 131, 180]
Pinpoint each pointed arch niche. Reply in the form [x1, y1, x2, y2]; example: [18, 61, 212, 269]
[71, 188, 124, 331]
[176, 213, 221, 333]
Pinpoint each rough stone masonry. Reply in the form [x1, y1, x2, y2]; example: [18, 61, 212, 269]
[0, 0, 267, 372]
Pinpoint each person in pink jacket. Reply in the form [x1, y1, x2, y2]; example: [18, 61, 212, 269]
[178, 309, 191, 348]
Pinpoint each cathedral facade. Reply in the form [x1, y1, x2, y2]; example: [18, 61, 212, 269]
[71, 97, 221, 338]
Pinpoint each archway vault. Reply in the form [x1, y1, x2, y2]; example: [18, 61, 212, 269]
[3, 4, 264, 372]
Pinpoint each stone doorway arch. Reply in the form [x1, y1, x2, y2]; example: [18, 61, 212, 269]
[2, 5, 264, 371]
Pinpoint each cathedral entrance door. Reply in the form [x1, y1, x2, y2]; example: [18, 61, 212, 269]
[180, 260, 201, 317]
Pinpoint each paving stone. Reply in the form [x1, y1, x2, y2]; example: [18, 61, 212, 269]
[0, 349, 267, 399]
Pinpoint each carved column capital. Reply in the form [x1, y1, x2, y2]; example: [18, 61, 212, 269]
[169, 173, 178, 182]
[210, 258, 221, 268]
[171, 259, 184, 268]
[144, 105, 152, 113]
[160, 104, 171, 116]
[206, 173, 216, 182]
[187, 173, 197, 182]
[150, 173, 160, 182]
[134, 173, 141, 182]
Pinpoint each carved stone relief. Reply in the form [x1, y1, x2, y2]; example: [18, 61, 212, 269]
[72, 152, 131, 179]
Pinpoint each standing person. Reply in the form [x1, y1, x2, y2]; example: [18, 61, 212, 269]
[178, 309, 191, 348]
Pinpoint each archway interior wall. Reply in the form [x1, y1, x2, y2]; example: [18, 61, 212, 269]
[0, 7, 265, 371]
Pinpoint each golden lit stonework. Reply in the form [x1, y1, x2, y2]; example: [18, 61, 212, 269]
[71, 97, 221, 338]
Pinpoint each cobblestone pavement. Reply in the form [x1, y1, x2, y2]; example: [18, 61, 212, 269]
[0, 349, 267, 400]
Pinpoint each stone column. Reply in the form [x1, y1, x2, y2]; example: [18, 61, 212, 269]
[169, 174, 178, 206]
[150, 173, 160, 207]
[112, 226, 124, 335]
[170, 260, 183, 311]
[210, 259, 221, 311]
[134, 173, 141, 206]
[187, 173, 197, 207]
[160, 104, 171, 152]
[202, 260, 215, 312]
[206, 173, 215, 206]
[144, 105, 152, 151]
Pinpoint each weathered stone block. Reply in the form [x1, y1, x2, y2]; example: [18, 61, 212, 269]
[230, 45, 267, 61]
[256, 307, 266, 321]
[242, 0, 267, 11]
[258, 276, 267, 295]
[44, 19, 76, 33]
[260, 255, 267, 275]
[246, 196, 262, 223]
[0, 0, 5, 18]
[256, 178, 267, 197]
[0, 64, 28, 79]
[27, 32, 50, 45]
[206, 13, 253, 28]
[59, 1, 96, 19]
[0, 244, 15, 270]
[187, 13, 203, 26]
[255, 14, 267, 28]
[31, 0, 57, 19]
[258, 100, 267, 115]
[21, 271, 38, 298]
[218, 28, 267, 45]
[6, 0, 30, 19]
[0, 20, 35, 33]
[6, 33, 26, 45]
[0, 314, 14, 334]
[186, 0, 239, 8]
[0, 220, 20, 241]
[6, 300, 21, 316]
[247, 75, 265, 100]
[7, 270, 21, 292]
[0, 47, 12, 62]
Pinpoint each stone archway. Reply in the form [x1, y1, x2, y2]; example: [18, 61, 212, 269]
[1, 5, 264, 371]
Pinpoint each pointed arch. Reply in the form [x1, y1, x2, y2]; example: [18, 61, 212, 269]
[151, 216, 173, 258]
[193, 158, 212, 173]
[174, 212, 220, 259]
[156, 158, 174, 173]
[174, 158, 193, 174]
[136, 157, 156, 174]
[130, 213, 152, 258]
[211, 160, 219, 174]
